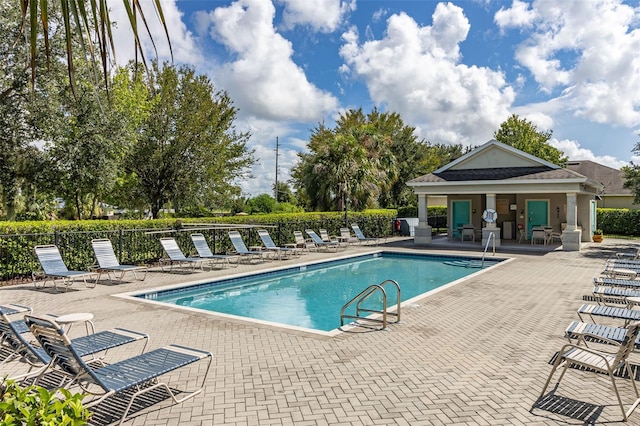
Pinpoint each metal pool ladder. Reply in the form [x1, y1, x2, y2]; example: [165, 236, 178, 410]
[340, 279, 401, 330]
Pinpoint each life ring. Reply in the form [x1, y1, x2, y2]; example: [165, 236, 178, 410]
[482, 209, 497, 223]
[394, 220, 401, 232]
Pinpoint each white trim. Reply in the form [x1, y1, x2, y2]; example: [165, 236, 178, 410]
[433, 140, 561, 174]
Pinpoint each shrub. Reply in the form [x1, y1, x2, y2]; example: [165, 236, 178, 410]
[0, 379, 91, 424]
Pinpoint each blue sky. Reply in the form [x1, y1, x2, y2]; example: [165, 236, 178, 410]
[110, 0, 640, 197]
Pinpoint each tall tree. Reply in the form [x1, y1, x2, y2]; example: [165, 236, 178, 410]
[622, 135, 640, 203]
[43, 62, 133, 219]
[127, 63, 254, 218]
[293, 108, 458, 211]
[0, 1, 64, 220]
[494, 114, 567, 165]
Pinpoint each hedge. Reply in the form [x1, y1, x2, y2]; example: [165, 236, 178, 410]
[0, 210, 397, 282]
[597, 208, 640, 236]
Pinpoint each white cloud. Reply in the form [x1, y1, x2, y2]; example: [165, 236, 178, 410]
[199, 0, 338, 122]
[550, 138, 628, 169]
[340, 4, 515, 145]
[277, 0, 356, 32]
[494, 0, 537, 30]
[109, 1, 200, 66]
[498, 0, 640, 127]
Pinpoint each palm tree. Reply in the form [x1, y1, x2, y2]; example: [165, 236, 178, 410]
[20, 0, 171, 94]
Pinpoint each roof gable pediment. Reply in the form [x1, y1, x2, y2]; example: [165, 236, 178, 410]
[436, 140, 560, 172]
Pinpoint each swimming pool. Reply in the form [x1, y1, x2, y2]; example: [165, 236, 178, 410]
[124, 252, 506, 335]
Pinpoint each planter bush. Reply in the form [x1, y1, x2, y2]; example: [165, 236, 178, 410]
[0, 379, 91, 424]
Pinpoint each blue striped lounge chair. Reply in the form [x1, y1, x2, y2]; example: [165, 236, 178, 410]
[1, 306, 148, 383]
[91, 239, 147, 282]
[33, 245, 99, 292]
[594, 277, 640, 289]
[159, 237, 212, 271]
[565, 320, 640, 348]
[24, 314, 212, 425]
[190, 233, 239, 268]
[577, 304, 640, 326]
[593, 286, 640, 305]
[542, 320, 640, 421]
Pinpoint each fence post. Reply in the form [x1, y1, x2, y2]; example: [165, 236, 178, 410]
[54, 231, 59, 246]
[118, 229, 124, 263]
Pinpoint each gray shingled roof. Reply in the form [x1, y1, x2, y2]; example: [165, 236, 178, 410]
[409, 166, 587, 184]
[565, 160, 630, 195]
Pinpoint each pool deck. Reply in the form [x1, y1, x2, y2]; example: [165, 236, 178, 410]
[2, 236, 639, 425]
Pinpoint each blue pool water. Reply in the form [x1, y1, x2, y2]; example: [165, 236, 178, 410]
[136, 252, 502, 332]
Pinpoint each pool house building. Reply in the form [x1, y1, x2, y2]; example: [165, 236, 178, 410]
[407, 140, 602, 251]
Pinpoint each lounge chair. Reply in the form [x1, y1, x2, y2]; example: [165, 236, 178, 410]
[340, 227, 359, 245]
[593, 285, 640, 304]
[577, 303, 640, 326]
[292, 231, 314, 253]
[91, 239, 147, 282]
[257, 229, 298, 259]
[565, 321, 640, 348]
[541, 320, 640, 421]
[319, 229, 337, 243]
[1, 306, 149, 382]
[33, 245, 99, 292]
[24, 314, 211, 425]
[190, 233, 239, 268]
[305, 229, 342, 252]
[351, 223, 379, 245]
[159, 237, 211, 272]
[228, 231, 269, 262]
[616, 247, 640, 260]
[594, 277, 640, 290]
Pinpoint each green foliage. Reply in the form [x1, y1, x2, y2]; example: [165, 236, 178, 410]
[0, 211, 397, 281]
[125, 62, 254, 219]
[0, 379, 90, 425]
[597, 208, 640, 236]
[247, 194, 277, 214]
[622, 138, 640, 204]
[494, 114, 567, 166]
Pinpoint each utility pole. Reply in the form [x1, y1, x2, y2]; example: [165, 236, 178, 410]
[274, 137, 279, 201]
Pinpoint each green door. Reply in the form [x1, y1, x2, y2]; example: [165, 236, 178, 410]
[451, 200, 471, 238]
[527, 200, 548, 238]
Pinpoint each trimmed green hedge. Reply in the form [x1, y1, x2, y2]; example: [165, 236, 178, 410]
[597, 208, 640, 236]
[0, 210, 397, 281]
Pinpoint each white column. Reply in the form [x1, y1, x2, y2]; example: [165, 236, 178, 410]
[566, 193, 577, 230]
[562, 192, 581, 251]
[414, 194, 432, 244]
[418, 194, 427, 227]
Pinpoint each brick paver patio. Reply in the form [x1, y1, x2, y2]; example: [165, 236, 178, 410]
[2, 237, 638, 425]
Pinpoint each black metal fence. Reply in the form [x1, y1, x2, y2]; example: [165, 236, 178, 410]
[0, 216, 391, 282]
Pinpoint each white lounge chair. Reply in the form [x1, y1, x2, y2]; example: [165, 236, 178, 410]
[190, 233, 239, 268]
[91, 239, 147, 282]
[351, 223, 379, 245]
[33, 245, 98, 292]
[159, 237, 211, 271]
[340, 228, 359, 245]
[305, 229, 341, 252]
[257, 229, 298, 259]
[228, 231, 269, 262]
